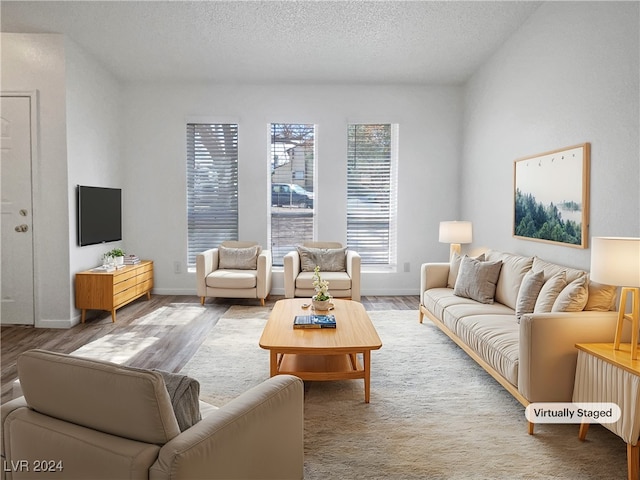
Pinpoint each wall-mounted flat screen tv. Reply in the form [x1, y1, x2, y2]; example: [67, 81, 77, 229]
[77, 185, 122, 246]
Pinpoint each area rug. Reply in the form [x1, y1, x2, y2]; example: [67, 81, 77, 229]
[181, 306, 627, 479]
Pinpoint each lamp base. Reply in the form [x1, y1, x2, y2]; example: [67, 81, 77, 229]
[614, 287, 640, 360]
[449, 243, 461, 261]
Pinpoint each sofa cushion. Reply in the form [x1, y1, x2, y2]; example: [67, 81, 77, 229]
[456, 315, 520, 387]
[448, 252, 485, 288]
[297, 246, 346, 272]
[552, 275, 589, 312]
[515, 269, 545, 322]
[219, 245, 260, 270]
[296, 271, 352, 290]
[153, 370, 201, 432]
[534, 271, 567, 313]
[207, 270, 257, 289]
[442, 302, 515, 336]
[485, 251, 534, 310]
[453, 255, 502, 304]
[585, 280, 617, 311]
[17, 350, 180, 445]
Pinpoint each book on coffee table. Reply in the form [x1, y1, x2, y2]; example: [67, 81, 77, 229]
[293, 314, 337, 329]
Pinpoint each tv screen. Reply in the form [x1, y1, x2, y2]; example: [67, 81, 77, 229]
[77, 186, 122, 246]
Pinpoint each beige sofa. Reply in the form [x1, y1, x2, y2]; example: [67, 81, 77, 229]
[419, 250, 628, 433]
[1, 350, 303, 480]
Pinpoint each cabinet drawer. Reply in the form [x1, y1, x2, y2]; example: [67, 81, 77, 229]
[136, 279, 153, 295]
[114, 276, 137, 294]
[114, 287, 137, 307]
[113, 268, 138, 283]
[136, 270, 153, 283]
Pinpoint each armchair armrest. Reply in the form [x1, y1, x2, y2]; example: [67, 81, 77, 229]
[283, 251, 300, 299]
[196, 248, 219, 298]
[518, 311, 624, 402]
[420, 262, 450, 304]
[346, 250, 361, 301]
[150, 375, 304, 480]
[256, 250, 272, 301]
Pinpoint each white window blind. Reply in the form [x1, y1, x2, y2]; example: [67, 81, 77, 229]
[270, 123, 315, 266]
[347, 124, 397, 266]
[186, 123, 238, 268]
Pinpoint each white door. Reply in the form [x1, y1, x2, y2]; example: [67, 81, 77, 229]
[1, 95, 35, 325]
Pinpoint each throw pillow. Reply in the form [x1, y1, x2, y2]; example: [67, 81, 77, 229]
[453, 255, 502, 304]
[515, 269, 545, 322]
[552, 275, 589, 312]
[297, 246, 347, 272]
[533, 271, 567, 313]
[218, 245, 259, 270]
[448, 252, 485, 288]
[153, 369, 202, 432]
[584, 280, 617, 312]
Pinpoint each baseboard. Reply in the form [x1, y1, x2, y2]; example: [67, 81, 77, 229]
[36, 317, 79, 329]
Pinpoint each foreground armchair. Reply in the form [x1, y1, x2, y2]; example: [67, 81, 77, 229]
[284, 241, 361, 301]
[1, 350, 304, 480]
[197, 241, 272, 306]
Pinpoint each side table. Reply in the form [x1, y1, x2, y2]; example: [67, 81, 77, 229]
[573, 343, 640, 480]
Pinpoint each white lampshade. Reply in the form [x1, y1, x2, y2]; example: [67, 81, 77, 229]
[590, 237, 640, 287]
[439, 221, 473, 244]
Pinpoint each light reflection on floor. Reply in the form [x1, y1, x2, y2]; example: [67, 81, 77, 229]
[71, 332, 158, 364]
[132, 304, 204, 326]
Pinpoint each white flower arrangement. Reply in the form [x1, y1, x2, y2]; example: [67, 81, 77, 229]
[312, 265, 331, 301]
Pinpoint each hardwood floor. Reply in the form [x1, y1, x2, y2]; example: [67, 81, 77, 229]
[1, 294, 419, 404]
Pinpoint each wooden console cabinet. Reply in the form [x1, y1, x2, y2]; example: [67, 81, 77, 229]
[75, 260, 153, 323]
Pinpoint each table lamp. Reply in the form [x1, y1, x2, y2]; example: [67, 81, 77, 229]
[590, 237, 640, 359]
[439, 221, 473, 260]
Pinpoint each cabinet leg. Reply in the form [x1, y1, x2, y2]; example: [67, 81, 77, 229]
[111, 310, 116, 322]
[81, 310, 86, 324]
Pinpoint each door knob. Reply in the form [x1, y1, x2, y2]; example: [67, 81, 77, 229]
[14, 224, 29, 232]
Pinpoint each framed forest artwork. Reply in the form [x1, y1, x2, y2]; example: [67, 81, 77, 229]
[513, 143, 590, 248]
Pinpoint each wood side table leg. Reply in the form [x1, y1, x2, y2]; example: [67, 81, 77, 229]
[578, 422, 590, 440]
[628, 443, 639, 480]
[363, 350, 371, 403]
[111, 309, 116, 322]
[81, 310, 86, 324]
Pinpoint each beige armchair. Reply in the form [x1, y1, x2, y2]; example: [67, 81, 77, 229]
[284, 241, 361, 301]
[197, 241, 272, 306]
[1, 350, 304, 480]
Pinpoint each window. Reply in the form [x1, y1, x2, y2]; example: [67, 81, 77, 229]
[347, 124, 398, 267]
[270, 123, 315, 266]
[186, 123, 238, 268]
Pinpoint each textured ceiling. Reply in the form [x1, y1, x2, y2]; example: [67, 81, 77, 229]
[1, 1, 542, 85]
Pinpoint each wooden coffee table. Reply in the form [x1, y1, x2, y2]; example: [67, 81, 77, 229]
[259, 298, 382, 403]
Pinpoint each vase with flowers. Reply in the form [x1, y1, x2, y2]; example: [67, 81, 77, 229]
[312, 266, 332, 311]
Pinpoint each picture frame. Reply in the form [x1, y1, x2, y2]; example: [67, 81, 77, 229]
[513, 143, 590, 249]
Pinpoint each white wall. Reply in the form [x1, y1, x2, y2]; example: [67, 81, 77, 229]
[1, 34, 71, 327]
[65, 37, 124, 324]
[121, 84, 463, 295]
[463, 1, 639, 270]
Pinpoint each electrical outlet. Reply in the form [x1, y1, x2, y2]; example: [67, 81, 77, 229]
[404, 262, 410, 272]
[174, 261, 182, 274]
